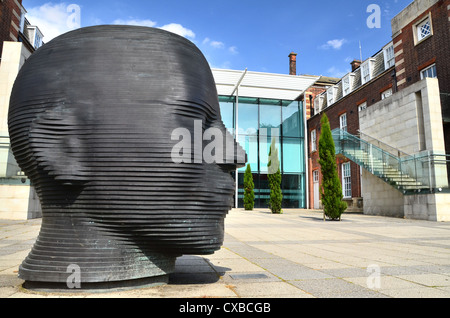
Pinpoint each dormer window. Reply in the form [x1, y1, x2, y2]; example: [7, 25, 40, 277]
[314, 95, 325, 113]
[342, 73, 355, 97]
[327, 85, 338, 106]
[361, 58, 375, 85]
[27, 26, 44, 49]
[19, 7, 27, 33]
[383, 42, 395, 70]
[34, 33, 42, 48]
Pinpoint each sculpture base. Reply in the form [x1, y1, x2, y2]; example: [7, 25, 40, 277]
[21, 275, 169, 293]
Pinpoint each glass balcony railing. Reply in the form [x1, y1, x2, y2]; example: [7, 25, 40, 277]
[332, 129, 449, 194]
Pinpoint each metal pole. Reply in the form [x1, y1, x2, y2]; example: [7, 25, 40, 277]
[233, 69, 246, 209]
[303, 99, 309, 209]
[235, 87, 239, 208]
[428, 151, 432, 192]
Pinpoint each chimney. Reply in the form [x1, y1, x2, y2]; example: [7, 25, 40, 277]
[289, 52, 297, 75]
[351, 59, 362, 72]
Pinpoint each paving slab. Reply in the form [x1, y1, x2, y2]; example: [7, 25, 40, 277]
[0, 208, 449, 300]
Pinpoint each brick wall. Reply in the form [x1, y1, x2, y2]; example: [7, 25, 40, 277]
[303, 86, 327, 120]
[394, 0, 450, 94]
[0, 0, 22, 58]
[307, 69, 395, 208]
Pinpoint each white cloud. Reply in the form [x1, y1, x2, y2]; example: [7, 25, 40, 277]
[25, 2, 81, 42]
[113, 19, 157, 28]
[326, 66, 347, 78]
[159, 23, 195, 39]
[228, 46, 238, 55]
[202, 38, 237, 55]
[110, 19, 195, 39]
[210, 41, 224, 49]
[320, 39, 347, 50]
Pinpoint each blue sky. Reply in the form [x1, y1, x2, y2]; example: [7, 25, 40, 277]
[22, 0, 413, 78]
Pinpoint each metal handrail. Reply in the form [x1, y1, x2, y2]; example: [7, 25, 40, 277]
[332, 129, 449, 192]
[357, 130, 409, 158]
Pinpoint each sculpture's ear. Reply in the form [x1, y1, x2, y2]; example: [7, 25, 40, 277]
[29, 105, 90, 186]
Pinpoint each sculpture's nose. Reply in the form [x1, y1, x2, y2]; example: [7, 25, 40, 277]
[207, 119, 246, 171]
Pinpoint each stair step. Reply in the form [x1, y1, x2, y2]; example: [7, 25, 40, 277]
[341, 150, 425, 191]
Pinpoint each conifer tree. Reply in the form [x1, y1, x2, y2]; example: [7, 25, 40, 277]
[267, 138, 282, 214]
[243, 164, 255, 211]
[318, 114, 347, 220]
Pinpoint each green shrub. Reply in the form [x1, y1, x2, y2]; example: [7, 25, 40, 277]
[318, 114, 347, 220]
[267, 138, 282, 214]
[243, 164, 255, 211]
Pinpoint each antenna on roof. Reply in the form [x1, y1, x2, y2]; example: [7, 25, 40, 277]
[359, 41, 363, 61]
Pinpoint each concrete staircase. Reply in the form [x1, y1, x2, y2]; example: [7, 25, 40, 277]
[332, 129, 430, 192]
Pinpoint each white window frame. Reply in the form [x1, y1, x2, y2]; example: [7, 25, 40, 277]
[358, 101, 367, 112]
[381, 88, 393, 100]
[314, 95, 325, 113]
[416, 18, 433, 42]
[339, 113, 347, 132]
[19, 7, 27, 33]
[342, 73, 355, 97]
[34, 33, 42, 48]
[313, 170, 319, 183]
[383, 42, 395, 70]
[311, 129, 317, 152]
[420, 64, 437, 79]
[327, 85, 337, 106]
[416, 16, 432, 43]
[361, 58, 375, 85]
[342, 162, 352, 199]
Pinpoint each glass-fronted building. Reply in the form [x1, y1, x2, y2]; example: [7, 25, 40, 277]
[212, 69, 319, 209]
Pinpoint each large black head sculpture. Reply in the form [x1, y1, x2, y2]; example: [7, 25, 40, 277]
[8, 25, 245, 286]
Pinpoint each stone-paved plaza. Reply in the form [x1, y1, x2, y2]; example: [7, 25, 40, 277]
[0, 209, 449, 298]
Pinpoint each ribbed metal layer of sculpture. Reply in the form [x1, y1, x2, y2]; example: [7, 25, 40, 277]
[8, 25, 245, 286]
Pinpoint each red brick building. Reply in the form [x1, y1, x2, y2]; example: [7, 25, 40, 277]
[307, 47, 396, 210]
[0, 0, 41, 61]
[306, 0, 450, 214]
[392, 0, 450, 172]
[0, 0, 24, 57]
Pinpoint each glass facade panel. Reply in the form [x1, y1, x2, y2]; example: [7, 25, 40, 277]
[222, 96, 306, 209]
[282, 101, 302, 137]
[260, 99, 281, 136]
[237, 97, 258, 136]
[283, 138, 304, 173]
[219, 96, 235, 135]
[238, 134, 258, 172]
[282, 174, 305, 208]
[259, 134, 281, 174]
